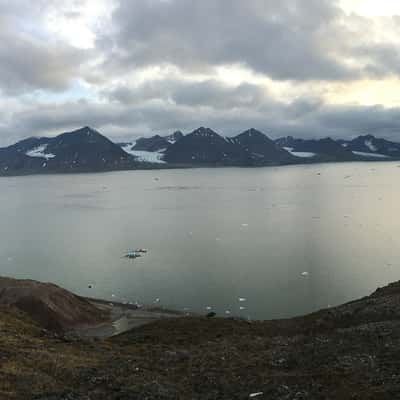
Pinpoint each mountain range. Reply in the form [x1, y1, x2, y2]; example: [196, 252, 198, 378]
[1, 126, 399, 175]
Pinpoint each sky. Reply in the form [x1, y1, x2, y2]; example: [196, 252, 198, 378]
[2, 0, 400, 145]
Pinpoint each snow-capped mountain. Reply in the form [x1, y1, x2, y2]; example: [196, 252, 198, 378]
[163, 127, 245, 165]
[2, 127, 400, 176]
[0, 127, 138, 174]
[275, 137, 356, 160]
[228, 129, 294, 164]
[339, 135, 400, 158]
[163, 127, 294, 166]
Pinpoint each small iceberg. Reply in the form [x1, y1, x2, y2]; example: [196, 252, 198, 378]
[125, 250, 142, 259]
[124, 248, 148, 259]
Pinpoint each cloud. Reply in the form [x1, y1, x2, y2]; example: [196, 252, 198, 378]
[98, 0, 350, 81]
[103, 78, 270, 109]
[1, 0, 400, 146]
[2, 91, 400, 148]
[0, 33, 88, 95]
[0, 1, 89, 95]
[95, 0, 400, 83]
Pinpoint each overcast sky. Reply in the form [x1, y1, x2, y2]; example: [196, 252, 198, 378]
[2, 0, 400, 145]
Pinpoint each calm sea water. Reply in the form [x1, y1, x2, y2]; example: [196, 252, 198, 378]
[1, 162, 399, 320]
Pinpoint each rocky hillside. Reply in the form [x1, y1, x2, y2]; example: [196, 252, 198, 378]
[339, 134, 400, 158]
[1, 277, 400, 399]
[0, 277, 107, 332]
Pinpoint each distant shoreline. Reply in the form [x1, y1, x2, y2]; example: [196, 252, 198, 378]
[0, 157, 398, 178]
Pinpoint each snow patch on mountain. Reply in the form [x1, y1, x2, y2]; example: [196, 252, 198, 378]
[121, 143, 166, 163]
[365, 140, 377, 152]
[353, 151, 389, 158]
[283, 147, 316, 158]
[26, 145, 56, 160]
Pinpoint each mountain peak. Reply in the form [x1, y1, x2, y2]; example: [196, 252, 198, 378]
[239, 128, 267, 138]
[166, 131, 184, 144]
[191, 127, 219, 137]
[358, 134, 375, 140]
[234, 129, 274, 144]
[76, 126, 99, 135]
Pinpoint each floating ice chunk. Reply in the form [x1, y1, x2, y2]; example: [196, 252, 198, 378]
[240, 306, 246, 311]
[238, 297, 247, 302]
[154, 298, 160, 303]
[301, 271, 309, 277]
[206, 306, 212, 311]
[225, 310, 231, 315]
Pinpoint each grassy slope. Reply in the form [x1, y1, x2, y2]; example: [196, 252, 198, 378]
[2, 282, 400, 399]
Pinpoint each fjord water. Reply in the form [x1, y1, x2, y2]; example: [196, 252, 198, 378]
[0, 162, 399, 320]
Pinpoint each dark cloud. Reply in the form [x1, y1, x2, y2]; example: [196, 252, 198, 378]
[95, 0, 400, 82]
[97, 0, 353, 81]
[103, 79, 269, 109]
